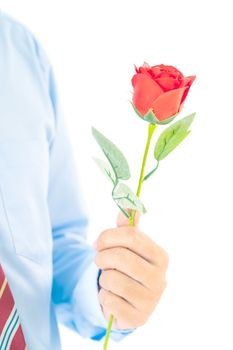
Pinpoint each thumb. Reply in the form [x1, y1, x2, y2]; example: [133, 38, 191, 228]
[116, 208, 140, 227]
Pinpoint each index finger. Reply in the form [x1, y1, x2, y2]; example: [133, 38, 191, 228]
[95, 226, 168, 268]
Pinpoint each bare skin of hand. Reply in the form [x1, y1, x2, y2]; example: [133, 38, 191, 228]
[93, 210, 169, 330]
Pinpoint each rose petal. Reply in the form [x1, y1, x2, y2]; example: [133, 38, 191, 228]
[155, 76, 182, 91]
[134, 64, 139, 73]
[149, 65, 162, 78]
[180, 75, 196, 104]
[139, 62, 150, 73]
[134, 62, 151, 74]
[184, 75, 196, 86]
[180, 75, 196, 87]
[151, 87, 188, 121]
[132, 73, 164, 115]
[150, 64, 184, 80]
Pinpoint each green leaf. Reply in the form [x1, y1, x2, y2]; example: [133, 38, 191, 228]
[112, 183, 146, 214]
[92, 127, 130, 180]
[130, 101, 178, 125]
[154, 113, 196, 161]
[92, 157, 117, 185]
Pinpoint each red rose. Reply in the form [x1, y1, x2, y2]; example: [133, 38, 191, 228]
[131, 62, 196, 123]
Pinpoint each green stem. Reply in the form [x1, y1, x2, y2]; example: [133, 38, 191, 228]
[103, 314, 113, 350]
[103, 123, 157, 350]
[129, 122, 157, 225]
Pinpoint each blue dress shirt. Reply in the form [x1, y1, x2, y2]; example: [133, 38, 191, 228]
[0, 11, 134, 349]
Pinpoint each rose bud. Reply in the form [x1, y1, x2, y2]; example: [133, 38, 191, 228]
[131, 62, 196, 124]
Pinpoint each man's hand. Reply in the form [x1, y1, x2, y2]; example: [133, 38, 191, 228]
[93, 210, 169, 330]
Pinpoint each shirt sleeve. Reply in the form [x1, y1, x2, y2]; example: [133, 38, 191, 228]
[33, 36, 136, 341]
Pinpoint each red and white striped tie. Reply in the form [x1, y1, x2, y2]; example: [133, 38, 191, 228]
[0, 264, 27, 350]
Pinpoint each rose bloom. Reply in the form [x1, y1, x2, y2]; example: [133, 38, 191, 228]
[132, 62, 196, 122]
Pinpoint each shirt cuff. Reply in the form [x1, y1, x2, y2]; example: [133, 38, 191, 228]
[71, 256, 136, 341]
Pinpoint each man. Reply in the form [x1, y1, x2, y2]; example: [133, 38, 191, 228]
[0, 10, 169, 349]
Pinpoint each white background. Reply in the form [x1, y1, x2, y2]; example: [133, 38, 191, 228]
[1, 1, 233, 349]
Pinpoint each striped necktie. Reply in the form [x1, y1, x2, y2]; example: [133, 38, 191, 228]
[0, 264, 27, 350]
